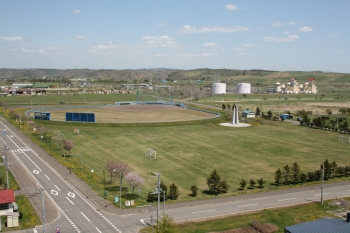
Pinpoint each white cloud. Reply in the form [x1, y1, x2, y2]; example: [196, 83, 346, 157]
[203, 42, 218, 47]
[142, 35, 177, 47]
[298, 26, 313, 32]
[233, 47, 245, 52]
[21, 48, 34, 52]
[284, 31, 292, 34]
[179, 25, 249, 33]
[74, 9, 80, 14]
[38, 50, 44, 53]
[93, 44, 121, 50]
[225, 4, 238, 11]
[243, 43, 256, 47]
[2, 36, 23, 41]
[176, 53, 214, 57]
[76, 35, 85, 39]
[154, 54, 168, 57]
[272, 21, 297, 27]
[264, 35, 299, 42]
[272, 22, 283, 27]
[157, 23, 168, 26]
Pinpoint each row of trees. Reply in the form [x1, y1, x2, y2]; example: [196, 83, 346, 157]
[275, 160, 350, 185]
[239, 178, 266, 190]
[147, 182, 180, 202]
[105, 159, 144, 195]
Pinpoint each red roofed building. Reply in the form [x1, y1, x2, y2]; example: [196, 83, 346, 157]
[0, 189, 19, 228]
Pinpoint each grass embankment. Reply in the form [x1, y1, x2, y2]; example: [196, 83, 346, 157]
[141, 198, 347, 233]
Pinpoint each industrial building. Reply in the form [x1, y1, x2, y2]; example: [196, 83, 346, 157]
[212, 83, 226, 94]
[284, 216, 350, 233]
[274, 77, 318, 94]
[237, 83, 251, 94]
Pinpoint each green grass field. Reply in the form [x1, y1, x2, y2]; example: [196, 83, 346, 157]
[30, 119, 350, 206]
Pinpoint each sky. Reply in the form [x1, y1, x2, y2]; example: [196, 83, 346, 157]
[1, 0, 350, 72]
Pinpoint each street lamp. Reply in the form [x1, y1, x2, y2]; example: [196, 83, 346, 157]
[91, 169, 106, 198]
[113, 169, 122, 208]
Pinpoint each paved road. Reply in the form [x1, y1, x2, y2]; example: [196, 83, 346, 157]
[2, 116, 350, 233]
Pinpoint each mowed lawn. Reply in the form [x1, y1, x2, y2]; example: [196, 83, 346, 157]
[47, 121, 350, 202]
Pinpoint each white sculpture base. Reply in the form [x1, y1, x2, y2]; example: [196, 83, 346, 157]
[220, 123, 251, 127]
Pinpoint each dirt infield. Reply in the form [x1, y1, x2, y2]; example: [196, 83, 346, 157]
[44, 105, 217, 123]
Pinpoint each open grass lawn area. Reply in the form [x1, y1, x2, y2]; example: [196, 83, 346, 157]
[141, 198, 346, 233]
[43, 121, 349, 204]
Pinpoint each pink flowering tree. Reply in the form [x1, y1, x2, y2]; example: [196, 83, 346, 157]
[125, 172, 144, 195]
[63, 139, 74, 155]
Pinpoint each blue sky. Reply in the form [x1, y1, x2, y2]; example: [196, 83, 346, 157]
[1, 0, 349, 72]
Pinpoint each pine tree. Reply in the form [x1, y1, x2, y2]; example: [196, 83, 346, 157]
[220, 180, 229, 193]
[160, 181, 168, 201]
[239, 179, 247, 190]
[330, 161, 338, 177]
[323, 159, 331, 180]
[275, 169, 282, 185]
[291, 162, 300, 184]
[282, 165, 291, 185]
[256, 178, 266, 188]
[190, 185, 198, 197]
[169, 183, 179, 200]
[207, 169, 223, 195]
[249, 179, 256, 189]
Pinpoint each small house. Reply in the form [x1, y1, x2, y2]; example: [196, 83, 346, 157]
[285, 216, 350, 233]
[0, 189, 19, 228]
[242, 110, 256, 118]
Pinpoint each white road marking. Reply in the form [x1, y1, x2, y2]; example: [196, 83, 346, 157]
[278, 198, 297, 202]
[33, 170, 39, 174]
[45, 175, 50, 180]
[81, 212, 91, 222]
[237, 203, 258, 208]
[68, 192, 75, 198]
[192, 209, 215, 214]
[314, 193, 331, 196]
[96, 227, 102, 233]
[51, 190, 58, 196]
[66, 197, 74, 205]
[54, 185, 61, 191]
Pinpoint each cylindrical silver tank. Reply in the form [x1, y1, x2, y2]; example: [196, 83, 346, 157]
[236, 83, 251, 94]
[212, 83, 226, 94]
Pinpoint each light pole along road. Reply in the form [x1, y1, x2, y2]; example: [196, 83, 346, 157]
[0, 121, 123, 233]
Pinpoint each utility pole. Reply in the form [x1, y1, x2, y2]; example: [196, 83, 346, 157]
[39, 187, 50, 233]
[3, 146, 9, 189]
[321, 163, 324, 205]
[150, 172, 162, 227]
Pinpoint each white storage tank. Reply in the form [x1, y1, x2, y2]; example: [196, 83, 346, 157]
[212, 83, 226, 94]
[236, 83, 251, 94]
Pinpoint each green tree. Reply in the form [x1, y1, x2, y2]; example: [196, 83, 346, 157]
[256, 107, 261, 116]
[323, 159, 331, 180]
[239, 179, 247, 190]
[275, 169, 282, 185]
[146, 191, 156, 202]
[190, 185, 198, 197]
[160, 181, 168, 201]
[291, 162, 300, 183]
[300, 173, 307, 183]
[169, 183, 179, 200]
[206, 169, 228, 195]
[156, 215, 176, 233]
[267, 110, 273, 119]
[222, 104, 226, 110]
[330, 161, 338, 177]
[227, 104, 231, 111]
[249, 179, 256, 189]
[256, 178, 266, 188]
[282, 165, 291, 185]
[243, 94, 247, 99]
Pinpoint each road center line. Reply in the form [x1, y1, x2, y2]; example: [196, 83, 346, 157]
[237, 203, 258, 208]
[192, 209, 215, 214]
[81, 212, 91, 222]
[96, 227, 102, 233]
[45, 175, 50, 180]
[54, 185, 61, 191]
[314, 193, 331, 196]
[278, 198, 297, 202]
[66, 197, 74, 205]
